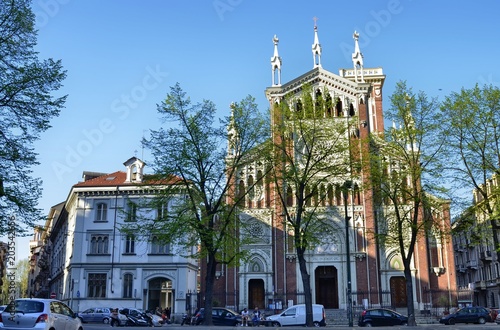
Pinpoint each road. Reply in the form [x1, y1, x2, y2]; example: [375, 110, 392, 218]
[82, 323, 500, 330]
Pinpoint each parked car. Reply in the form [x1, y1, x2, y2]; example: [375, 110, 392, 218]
[77, 307, 113, 323]
[358, 308, 408, 327]
[0, 298, 83, 330]
[0, 306, 6, 313]
[439, 306, 493, 325]
[192, 307, 242, 326]
[266, 304, 326, 327]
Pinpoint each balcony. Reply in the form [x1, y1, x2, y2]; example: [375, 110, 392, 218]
[480, 250, 493, 261]
[466, 260, 478, 269]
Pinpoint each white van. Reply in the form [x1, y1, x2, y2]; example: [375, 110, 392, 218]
[266, 304, 326, 327]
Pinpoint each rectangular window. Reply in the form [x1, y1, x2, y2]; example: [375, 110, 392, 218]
[157, 203, 168, 220]
[126, 203, 137, 222]
[96, 203, 108, 222]
[125, 235, 135, 254]
[88, 273, 107, 298]
[151, 236, 170, 254]
[90, 234, 109, 254]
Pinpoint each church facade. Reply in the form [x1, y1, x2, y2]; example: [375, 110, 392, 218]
[200, 25, 457, 314]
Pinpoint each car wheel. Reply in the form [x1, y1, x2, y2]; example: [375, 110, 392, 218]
[401, 322, 408, 326]
[235, 321, 241, 327]
[313, 321, 320, 327]
[272, 321, 281, 327]
[448, 318, 456, 325]
[478, 317, 486, 324]
[364, 322, 372, 327]
[103, 318, 110, 324]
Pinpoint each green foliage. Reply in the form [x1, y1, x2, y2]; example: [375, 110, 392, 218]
[130, 83, 268, 265]
[369, 80, 448, 263]
[0, 0, 66, 233]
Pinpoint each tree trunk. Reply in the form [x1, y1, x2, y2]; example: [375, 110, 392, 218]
[297, 249, 314, 327]
[404, 267, 417, 326]
[203, 253, 217, 325]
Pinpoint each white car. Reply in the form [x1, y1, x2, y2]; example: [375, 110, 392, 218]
[0, 298, 83, 330]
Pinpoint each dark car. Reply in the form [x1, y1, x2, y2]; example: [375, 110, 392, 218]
[439, 306, 493, 325]
[193, 307, 242, 326]
[358, 308, 408, 327]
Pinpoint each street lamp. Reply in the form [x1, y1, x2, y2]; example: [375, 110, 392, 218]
[343, 180, 353, 327]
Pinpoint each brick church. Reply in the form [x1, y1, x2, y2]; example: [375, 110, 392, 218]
[199, 24, 457, 314]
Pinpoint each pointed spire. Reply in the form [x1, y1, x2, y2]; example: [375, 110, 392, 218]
[271, 35, 282, 86]
[352, 31, 364, 82]
[312, 17, 322, 68]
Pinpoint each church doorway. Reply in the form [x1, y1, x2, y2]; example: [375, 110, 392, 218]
[147, 277, 173, 312]
[390, 276, 407, 307]
[315, 266, 338, 308]
[248, 279, 264, 309]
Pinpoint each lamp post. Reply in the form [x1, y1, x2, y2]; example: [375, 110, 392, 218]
[343, 180, 353, 327]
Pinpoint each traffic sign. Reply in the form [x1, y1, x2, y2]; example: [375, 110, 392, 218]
[50, 292, 56, 299]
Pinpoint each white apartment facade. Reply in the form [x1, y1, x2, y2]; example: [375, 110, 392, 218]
[45, 157, 198, 314]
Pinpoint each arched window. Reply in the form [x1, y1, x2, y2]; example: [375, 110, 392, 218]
[256, 170, 263, 208]
[327, 185, 334, 206]
[325, 93, 333, 117]
[248, 175, 254, 208]
[286, 186, 293, 207]
[237, 180, 245, 207]
[336, 98, 343, 117]
[315, 90, 323, 114]
[90, 234, 109, 254]
[123, 273, 133, 298]
[125, 235, 135, 254]
[96, 203, 108, 222]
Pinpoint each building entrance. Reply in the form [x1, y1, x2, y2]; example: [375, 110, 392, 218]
[248, 279, 264, 309]
[315, 266, 339, 308]
[390, 276, 407, 307]
[147, 277, 173, 312]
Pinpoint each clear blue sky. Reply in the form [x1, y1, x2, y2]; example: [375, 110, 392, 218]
[9, 0, 500, 259]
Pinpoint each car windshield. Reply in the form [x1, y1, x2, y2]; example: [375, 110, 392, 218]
[6, 300, 44, 313]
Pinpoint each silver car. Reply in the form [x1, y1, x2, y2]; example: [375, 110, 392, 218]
[77, 307, 112, 324]
[0, 298, 83, 330]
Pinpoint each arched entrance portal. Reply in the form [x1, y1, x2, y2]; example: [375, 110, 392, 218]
[248, 279, 264, 309]
[390, 276, 407, 307]
[147, 277, 173, 311]
[315, 266, 338, 308]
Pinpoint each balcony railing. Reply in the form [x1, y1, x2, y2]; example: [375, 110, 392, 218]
[480, 250, 493, 261]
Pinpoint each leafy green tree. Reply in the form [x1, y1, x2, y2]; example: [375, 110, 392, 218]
[138, 83, 268, 325]
[440, 84, 500, 253]
[368, 81, 448, 326]
[1, 258, 30, 302]
[0, 0, 66, 233]
[266, 85, 352, 327]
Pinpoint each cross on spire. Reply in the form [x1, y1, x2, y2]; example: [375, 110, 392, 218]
[313, 16, 318, 27]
